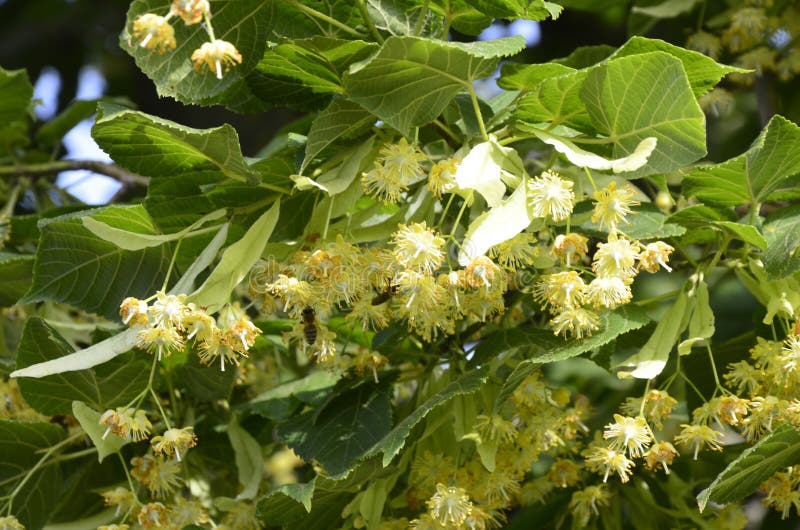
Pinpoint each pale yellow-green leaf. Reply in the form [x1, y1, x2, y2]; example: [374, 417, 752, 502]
[453, 139, 512, 207]
[458, 178, 531, 266]
[532, 129, 657, 173]
[72, 401, 129, 463]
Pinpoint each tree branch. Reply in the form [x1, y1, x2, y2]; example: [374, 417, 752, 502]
[0, 160, 149, 188]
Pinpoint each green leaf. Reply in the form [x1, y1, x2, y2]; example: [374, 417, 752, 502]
[697, 425, 800, 512]
[228, 418, 264, 500]
[259, 479, 318, 520]
[612, 36, 744, 97]
[470, 0, 554, 20]
[632, 0, 701, 19]
[171, 222, 230, 295]
[473, 305, 650, 365]
[714, 221, 767, 250]
[0, 420, 65, 530]
[190, 200, 281, 311]
[244, 370, 340, 420]
[622, 204, 686, 240]
[175, 351, 236, 401]
[364, 369, 488, 467]
[92, 104, 260, 184]
[580, 51, 707, 178]
[311, 138, 375, 195]
[764, 205, 800, 279]
[366, 0, 440, 37]
[278, 382, 392, 477]
[14, 318, 149, 415]
[122, 0, 272, 104]
[617, 290, 691, 379]
[82, 208, 226, 251]
[514, 69, 590, 132]
[497, 61, 575, 91]
[71, 401, 129, 463]
[21, 206, 170, 321]
[458, 177, 530, 266]
[344, 36, 525, 135]
[0, 67, 33, 146]
[303, 98, 375, 172]
[431, 0, 493, 36]
[246, 38, 379, 110]
[0, 253, 34, 307]
[683, 115, 800, 206]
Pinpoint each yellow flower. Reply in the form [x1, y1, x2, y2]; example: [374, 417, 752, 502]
[585, 275, 632, 309]
[592, 234, 639, 278]
[547, 458, 582, 488]
[380, 138, 426, 182]
[120, 297, 148, 327]
[391, 222, 446, 274]
[101, 486, 134, 517]
[171, 0, 209, 24]
[674, 423, 724, 459]
[100, 407, 151, 441]
[151, 426, 197, 461]
[131, 454, 182, 498]
[552, 233, 588, 266]
[569, 485, 610, 526]
[550, 307, 600, 338]
[603, 414, 652, 457]
[591, 181, 639, 231]
[490, 232, 539, 270]
[464, 255, 504, 290]
[426, 483, 473, 526]
[527, 170, 575, 221]
[534, 271, 586, 310]
[639, 241, 674, 273]
[137, 326, 184, 361]
[644, 441, 679, 474]
[132, 14, 176, 53]
[585, 446, 635, 483]
[427, 158, 459, 197]
[138, 502, 171, 529]
[150, 291, 188, 329]
[171, 496, 210, 527]
[191, 39, 243, 79]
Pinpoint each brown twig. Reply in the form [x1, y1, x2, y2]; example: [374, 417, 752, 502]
[0, 160, 149, 188]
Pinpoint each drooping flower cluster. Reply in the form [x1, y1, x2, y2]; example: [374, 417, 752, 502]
[130, 0, 242, 79]
[121, 291, 261, 371]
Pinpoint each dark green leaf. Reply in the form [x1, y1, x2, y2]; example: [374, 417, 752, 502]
[244, 371, 340, 420]
[21, 206, 169, 320]
[714, 221, 766, 250]
[514, 69, 591, 132]
[612, 36, 744, 97]
[0, 253, 33, 307]
[0, 67, 33, 147]
[764, 205, 800, 279]
[0, 420, 65, 530]
[228, 417, 264, 500]
[92, 104, 260, 184]
[15, 318, 149, 415]
[697, 425, 800, 511]
[364, 369, 488, 466]
[175, 352, 236, 401]
[344, 36, 525, 135]
[278, 382, 392, 476]
[122, 0, 273, 104]
[581, 52, 707, 178]
[303, 98, 375, 172]
[683, 115, 800, 206]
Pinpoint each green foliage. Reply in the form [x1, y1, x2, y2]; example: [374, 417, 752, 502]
[5, 1, 800, 528]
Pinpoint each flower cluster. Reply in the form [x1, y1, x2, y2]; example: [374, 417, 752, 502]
[130, 0, 242, 79]
[531, 178, 674, 338]
[120, 291, 261, 371]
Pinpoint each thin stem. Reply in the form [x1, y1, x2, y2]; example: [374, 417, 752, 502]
[356, 0, 384, 43]
[439, 0, 452, 40]
[706, 344, 723, 392]
[118, 453, 142, 506]
[322, 197, 334, 241]
[679, 371, 707, 403]
[582, 167, 598, 193]
[1, 179, 27, 218]
[448, 198, 470, 241]
[435, 193, 456, 230]
[0, 160, 149, 187]
[203, 11, 216, 41]
[161, 238, 183, 293]
[4, 432, 82, 515]
[290, 0, 364, 37]
[413, 0, 430, 36]
[634, 288, 682, 307]
[467, 84, 489, 141]
[638, 379, 652, 418]
[433, 119, 461, 144]
[150, 388, 172, 430]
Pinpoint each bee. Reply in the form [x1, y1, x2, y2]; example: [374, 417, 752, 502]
[370, 281, 398, 306]
[301, 307, 318, 345]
